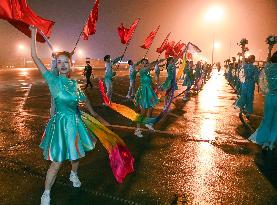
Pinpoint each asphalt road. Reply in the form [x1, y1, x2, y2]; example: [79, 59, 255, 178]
[0, 67, 276, 205]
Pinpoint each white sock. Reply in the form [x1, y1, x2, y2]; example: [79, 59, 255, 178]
[71, 170, 77, 175]
[43, 190, 50, 195]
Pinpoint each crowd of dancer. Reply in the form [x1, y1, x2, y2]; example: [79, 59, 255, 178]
[29, 24, 216, 204]
[30, 25, 276, 205]
[0, 0, 275, 204]
[224, 38, 277, 152]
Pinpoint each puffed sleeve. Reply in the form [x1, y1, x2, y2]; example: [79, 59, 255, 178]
[42, 70, 59, 98]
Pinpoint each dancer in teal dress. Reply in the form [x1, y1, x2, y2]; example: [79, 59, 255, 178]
[126, 59, 140, 99]
[104, 54, 124, 101]
[154, 62, 165, 85]
[235, 55, 259, 117]
[182, 61, 194, 101]
[134, 58, 164, 137]
[160, 57, 176, 91]
[249, 52, 277, 150]
[30, 26, 98, 205]
[193, 61, 203, 91]
[160, 57, 177, 105]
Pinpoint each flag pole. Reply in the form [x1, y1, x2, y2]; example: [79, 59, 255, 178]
[72, 0, 98, 53]
[38, 29, 54, 51]
[143, 25, 160, 59]
[156, 32, 171, 60]
[116, 18, 140, 69]
[124, 18, 140, 56]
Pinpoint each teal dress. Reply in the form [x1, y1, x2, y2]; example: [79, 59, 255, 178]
[135, 67, 158, 109]
[40, 71, 96, 162]
[249, 63, 277, 147]
[235, 63, 259, 114]
[160, 64, 176, 91]
[194, 66, 202, 81]
[182, 65, 193, 87]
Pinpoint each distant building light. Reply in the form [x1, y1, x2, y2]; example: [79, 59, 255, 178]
[118, 61, 128, 64]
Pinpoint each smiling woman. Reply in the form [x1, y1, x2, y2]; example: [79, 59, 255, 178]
[29, 24, 134, 205]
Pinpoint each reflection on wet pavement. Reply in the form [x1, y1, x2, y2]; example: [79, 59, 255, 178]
[0, 68, 277, 204]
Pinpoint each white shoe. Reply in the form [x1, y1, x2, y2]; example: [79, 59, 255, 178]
[69, 171, 81, 188]
[145, 124, 155, 131]
[134, 129, 143, 138]
[41, 192, 50, 205]
[182, 96, 189, 101]
[126, 95, 131, 99]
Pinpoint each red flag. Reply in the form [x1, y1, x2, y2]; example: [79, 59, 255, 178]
[0, 0, 55, 42]
[174, 41, 185, 53]
[164, 40, 185, 59]
[140, 25, 160, 49]
[187, 52, 193, 60]
[83, 0, 99, 40]
[118, 18, 139, 44]
[164, 41, 175, 58]
[156, 32, 171, 53]
[173, 41, 185, 58]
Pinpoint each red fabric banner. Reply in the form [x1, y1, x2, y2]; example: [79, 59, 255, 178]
[83, 0, 99, 40]
[165, 40, 185, 59]
[117, 18, 139, 44]
[140, 25, 160, 49]
[156, 32, 171, 53]
[0, 0, 55, 42]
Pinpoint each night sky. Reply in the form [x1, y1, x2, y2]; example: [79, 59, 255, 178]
[0, 0, 276, 63]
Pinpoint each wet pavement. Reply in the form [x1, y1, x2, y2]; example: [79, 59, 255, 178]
[0, 67, 277, 205]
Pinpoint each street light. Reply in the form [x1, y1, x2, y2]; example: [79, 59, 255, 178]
[204, 6, 224, 22]
[17, 43, 26, 67]
[204, 5, 224, 65]
[77, 49, 83, 57]
[214, 42, 221, 49]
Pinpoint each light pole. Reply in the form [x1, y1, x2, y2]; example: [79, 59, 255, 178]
[204, 5, 224, 65]
[212, 33, 215, 65]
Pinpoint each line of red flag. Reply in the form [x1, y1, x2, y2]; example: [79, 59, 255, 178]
[0, 0, 201, 59]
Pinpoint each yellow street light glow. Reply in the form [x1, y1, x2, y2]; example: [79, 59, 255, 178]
[77, 49, 84, 57]
[204, 6, 224, 22]
[18, 44, 25, 51]
[214, 42, 221, 49]
[53, 47, 60, 52]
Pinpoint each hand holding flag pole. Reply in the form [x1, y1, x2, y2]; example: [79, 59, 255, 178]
[116, 18, 140, 68]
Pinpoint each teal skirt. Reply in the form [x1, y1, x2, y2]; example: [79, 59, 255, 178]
[183, 76, 193, 87]
[135, 85, 158, 109]
[249, 94, 277, 147]
[40, 112, 96, 162]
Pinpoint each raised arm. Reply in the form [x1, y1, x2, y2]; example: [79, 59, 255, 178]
[30, 26, 48, 74]
[134, 59, 142, 67]
[146, 59, 165, 70]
